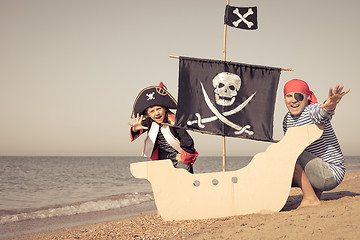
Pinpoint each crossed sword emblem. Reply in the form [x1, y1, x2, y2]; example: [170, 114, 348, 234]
[187, 82, 255, 135]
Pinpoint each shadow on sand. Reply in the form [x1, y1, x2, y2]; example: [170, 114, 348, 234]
[281, 190, 360, 212]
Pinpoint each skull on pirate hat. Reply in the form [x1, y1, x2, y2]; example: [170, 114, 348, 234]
[131, 82, 177, 117]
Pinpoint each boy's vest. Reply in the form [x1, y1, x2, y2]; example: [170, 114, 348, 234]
[142, 121, 182, 159]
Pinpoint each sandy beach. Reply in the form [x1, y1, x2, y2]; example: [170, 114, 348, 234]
[6, 171, 360, 240]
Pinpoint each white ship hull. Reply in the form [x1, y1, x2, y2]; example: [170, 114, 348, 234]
[131, 124, 323, 220]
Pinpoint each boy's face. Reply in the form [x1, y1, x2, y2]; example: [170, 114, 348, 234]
[146, 106, 167, 124]
[284, 92, 309, 117]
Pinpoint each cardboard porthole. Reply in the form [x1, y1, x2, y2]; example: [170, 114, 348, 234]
[193, 180, 200, 187]
[212, 179, 219, 185]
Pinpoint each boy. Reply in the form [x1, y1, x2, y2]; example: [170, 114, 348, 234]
[283, 79, 350, 207]
[128, 82, 198, 173]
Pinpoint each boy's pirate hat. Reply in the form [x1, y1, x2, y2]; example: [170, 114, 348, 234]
[132, 82, 177, 116]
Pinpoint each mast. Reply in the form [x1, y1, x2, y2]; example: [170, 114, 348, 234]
[222, 0, 230, 172]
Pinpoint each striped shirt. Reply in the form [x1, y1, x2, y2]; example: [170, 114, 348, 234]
[156, 128, 178, 156]
[283, 103, 345, 184]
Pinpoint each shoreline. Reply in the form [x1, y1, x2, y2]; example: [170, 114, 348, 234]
[4, 171, 360, 240]
[0, 201, 157, 240]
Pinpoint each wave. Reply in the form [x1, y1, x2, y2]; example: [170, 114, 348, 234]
[0, 192, 154, 224]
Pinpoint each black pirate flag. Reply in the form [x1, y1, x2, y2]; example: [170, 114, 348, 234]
[174, 57, 280, 142]
[224, 5, 258, 30]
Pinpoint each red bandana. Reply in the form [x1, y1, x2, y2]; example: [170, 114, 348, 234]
[284, 79, 318, 104]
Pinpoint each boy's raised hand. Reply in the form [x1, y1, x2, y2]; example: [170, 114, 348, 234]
[128, 113, 148, 132]
[319, 84, 350, 111]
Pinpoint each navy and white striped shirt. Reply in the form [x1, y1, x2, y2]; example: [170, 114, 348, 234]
[283, 103, 345, 184]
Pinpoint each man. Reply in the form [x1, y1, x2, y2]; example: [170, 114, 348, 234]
[283, 79, 350, 207]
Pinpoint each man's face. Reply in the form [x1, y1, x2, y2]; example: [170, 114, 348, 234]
[284, 92, 309, 117]
[146, 106, 166, 124]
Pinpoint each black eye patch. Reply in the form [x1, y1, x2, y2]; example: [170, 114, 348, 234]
[294, 93, 304, 101]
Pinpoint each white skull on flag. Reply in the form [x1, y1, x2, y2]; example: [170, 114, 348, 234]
[213, 72, 241, 106]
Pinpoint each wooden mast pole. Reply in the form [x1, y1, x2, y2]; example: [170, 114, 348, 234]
[222, 0, 229, 172]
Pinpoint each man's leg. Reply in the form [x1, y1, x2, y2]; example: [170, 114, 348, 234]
[293, 163, 321, 207]
[296, 151, 338, 201]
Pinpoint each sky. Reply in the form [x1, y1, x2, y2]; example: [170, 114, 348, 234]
[0, 0, 359, 157]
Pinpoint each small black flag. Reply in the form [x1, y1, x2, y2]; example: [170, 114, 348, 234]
[175, 57, 280, 142]
[224, 5, 258, 30]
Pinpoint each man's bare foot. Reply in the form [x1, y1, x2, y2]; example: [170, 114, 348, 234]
[299, 197, 321, 208]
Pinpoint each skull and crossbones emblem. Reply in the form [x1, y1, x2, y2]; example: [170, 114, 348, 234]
[146, 92, 155, 101]
[187, 72, 256, 135]
[232, 8, 254, 29]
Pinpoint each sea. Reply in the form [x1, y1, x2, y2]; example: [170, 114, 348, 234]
[0, 156, 359, 237]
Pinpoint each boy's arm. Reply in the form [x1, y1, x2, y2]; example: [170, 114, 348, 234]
[175, 128, 199, 164]
[130, 128, 143, 142]
[128, 114, 149, 142]
[178, 149, 199, 165]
